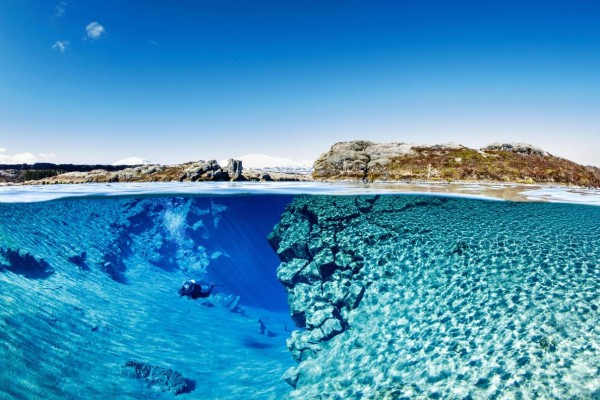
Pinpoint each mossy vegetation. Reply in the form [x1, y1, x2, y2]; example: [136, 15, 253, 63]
[378, 148, 600, 187]
[23, 169, 65, 181]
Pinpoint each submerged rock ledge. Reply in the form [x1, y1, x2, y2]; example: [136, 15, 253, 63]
[269, 194, 600, 398]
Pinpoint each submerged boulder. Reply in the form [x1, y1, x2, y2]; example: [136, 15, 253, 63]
[122, 360, 192, 395]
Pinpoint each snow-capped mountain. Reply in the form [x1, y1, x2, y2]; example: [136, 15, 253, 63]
[112, 157, 153, 166]
[221, 154, 313, 174]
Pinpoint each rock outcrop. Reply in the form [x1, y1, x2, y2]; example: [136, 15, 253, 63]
[13, 158, 310, 184]
[313, 140, 600, 187]
[313, 141, 414, 180]
[179, 160, 227, 181]
[226, 159, 243, 181]
[0, 169, 22, 183]
[482, 142, 549, 156]
[268, 197, 369, 362]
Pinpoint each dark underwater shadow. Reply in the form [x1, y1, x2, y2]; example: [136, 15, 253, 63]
[0, 247, 54, 279]
[181, 379, 196, 395]
[243, 337, 276, 350]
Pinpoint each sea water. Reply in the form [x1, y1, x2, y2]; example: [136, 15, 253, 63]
[0, 185, 598, 399]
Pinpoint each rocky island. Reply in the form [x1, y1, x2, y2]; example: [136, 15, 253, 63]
[314, 141, 600, 187]
[1, 141, 598, 188]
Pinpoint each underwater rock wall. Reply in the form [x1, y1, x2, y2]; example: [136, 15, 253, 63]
[270, 195, 600, 398]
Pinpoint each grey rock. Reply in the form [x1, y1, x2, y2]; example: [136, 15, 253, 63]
[313, 140, 415, 180]
[276, 258, 308, 287]
[270, 197, 369, 365]
[181, 160, 223, 181]
[482, 142, 550, 156]
[286, 330, 321, 362]
[226, 159, 243, 181]
[282, 366, 300, 388]
[0, 169, 22, 183]
[305, 305, 335, 329]
[297, 261, 320, 283]
[319, 317, 344, 340]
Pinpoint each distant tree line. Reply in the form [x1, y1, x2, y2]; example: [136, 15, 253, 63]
[23, 169, 65, 181]
[0, 163, 133, 172]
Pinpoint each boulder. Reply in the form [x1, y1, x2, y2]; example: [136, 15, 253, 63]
[482, 142, 550, 156]
[122, 360, 191, 395]
[312, 141, 415, 180]
[226, 159, 243, 181]
[181, 160, 224, 181]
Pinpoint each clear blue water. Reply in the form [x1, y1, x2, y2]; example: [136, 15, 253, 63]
[0, 192, 598, 399]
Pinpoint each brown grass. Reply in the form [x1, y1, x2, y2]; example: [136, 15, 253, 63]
[373, 148, 600, 187]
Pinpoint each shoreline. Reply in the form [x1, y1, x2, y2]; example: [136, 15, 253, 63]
[0, 180, 599, 206]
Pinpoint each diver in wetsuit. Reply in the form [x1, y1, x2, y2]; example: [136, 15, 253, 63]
[178, 280, 215, 300]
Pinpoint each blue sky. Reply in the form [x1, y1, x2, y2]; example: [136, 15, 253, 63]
[0, 0, 599, 165]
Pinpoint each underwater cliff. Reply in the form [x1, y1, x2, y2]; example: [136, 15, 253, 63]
[0, 192, 599, 399]
[269, 195, 600, 399]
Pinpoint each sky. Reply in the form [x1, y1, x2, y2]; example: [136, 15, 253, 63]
[0, 0, 599, 166]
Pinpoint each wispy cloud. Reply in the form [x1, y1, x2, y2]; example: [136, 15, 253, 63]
[0, 152, 37, 164]
[0, 151, 56, 164]
[85, 22, 105, 40]
[54, 1, 68, 18]
[52, 40, 69, 53]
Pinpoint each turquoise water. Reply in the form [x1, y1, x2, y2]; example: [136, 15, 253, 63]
[0, 193, 598, 399]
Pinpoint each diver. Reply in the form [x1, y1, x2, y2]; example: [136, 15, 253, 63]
[178, 280, 215, 300]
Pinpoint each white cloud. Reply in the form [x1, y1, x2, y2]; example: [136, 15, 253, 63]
[85, 22, 105, 40]
[52, 40, 69, 53]
[0, 151, 57, 164]
[112, 157, 152, 166]
[0, 152, 37, 164]
[55, 1, 67, 18]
